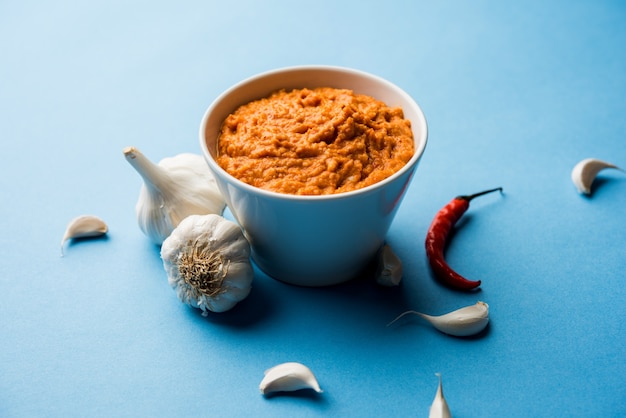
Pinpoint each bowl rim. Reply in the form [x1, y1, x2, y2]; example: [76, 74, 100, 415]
[199, 65, 428, 201]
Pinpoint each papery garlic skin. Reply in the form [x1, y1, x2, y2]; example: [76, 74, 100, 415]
[429, 373, 452, 418]
[61, 215, 108, 255]
[161, 214, 253, 314]
[388, 301, 489, 337]
[259, 362, 323, 395]
[375, 244, 403, 287]
[571, 158, 622, 195]
[123, 146, 226, 244]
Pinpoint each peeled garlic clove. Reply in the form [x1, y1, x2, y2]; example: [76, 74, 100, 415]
[388, 301, 489, 337]
[123, 146, 226, 245]
[259, 362, 323, 395]
[429, 373, 452, 418]
[571, 158, 622, 195]
[61, 215, 108, 255]
[375, 243, 403, 287]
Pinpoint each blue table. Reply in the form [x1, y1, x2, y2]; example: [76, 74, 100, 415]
[1, 1, 625, 416]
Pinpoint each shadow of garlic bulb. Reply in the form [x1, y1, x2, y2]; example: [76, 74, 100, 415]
[161, 214, 253, 315]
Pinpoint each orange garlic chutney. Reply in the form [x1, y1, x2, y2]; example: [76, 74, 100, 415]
[216, 87, 414, 195]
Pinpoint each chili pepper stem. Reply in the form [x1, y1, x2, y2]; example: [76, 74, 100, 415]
[457, 187, 503, 201]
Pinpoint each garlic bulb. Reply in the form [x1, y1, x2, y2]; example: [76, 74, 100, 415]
[375, 243, 403, 286]
[161, 214, 253, 314]
[388, 301, 489, 337]
[123, 146, 226, 244]
[571, 158, 623, 195]
[429, 373, 452, 418]
[259, 362, 323, 395]
[61, 215, 108, 255]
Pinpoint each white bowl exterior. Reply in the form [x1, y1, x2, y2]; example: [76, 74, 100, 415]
[200, 66, 427, 286]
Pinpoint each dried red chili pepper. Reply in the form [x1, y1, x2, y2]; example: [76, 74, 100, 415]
[425, 187, 503, 290]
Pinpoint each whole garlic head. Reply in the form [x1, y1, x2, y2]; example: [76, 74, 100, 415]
[161, 214, 253, 314]
[123, 146, 226, 244]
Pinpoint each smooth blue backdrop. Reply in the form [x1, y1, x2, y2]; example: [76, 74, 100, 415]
[1, 1, 625, 417]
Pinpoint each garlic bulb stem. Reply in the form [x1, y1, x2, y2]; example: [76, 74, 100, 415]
[123, 146, 171, 192]
[123, 146, 226, 244]
[388, 301, 489, 337]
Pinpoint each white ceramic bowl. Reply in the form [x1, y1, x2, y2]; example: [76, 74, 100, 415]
[200, 66, 427, 286]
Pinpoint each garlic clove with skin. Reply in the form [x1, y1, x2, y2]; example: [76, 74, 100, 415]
[571, 158, 623, 195]
[61, 215, 108, 255]
[259, 362, 323, 395]
[161, 214, 253, 314]
[123, 146, 226, 245]
[375, 243, 403, 287]
[388, 301, 489, 337]
[429, 373, 452, 418]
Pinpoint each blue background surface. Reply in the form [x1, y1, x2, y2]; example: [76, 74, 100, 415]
[1, 1, 625, 416]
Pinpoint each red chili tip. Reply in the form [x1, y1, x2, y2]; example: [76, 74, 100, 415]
[426, 255, 483, 291]
[452, 278, 481, 291]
